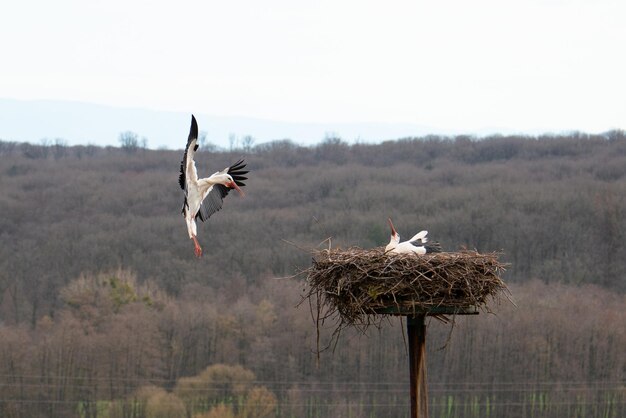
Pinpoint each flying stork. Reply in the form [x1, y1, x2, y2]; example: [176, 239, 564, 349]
[385, 218, 442, 255]
[179, 115, 248, 257]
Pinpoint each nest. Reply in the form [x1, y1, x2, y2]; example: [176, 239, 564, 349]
[301, 247, 509, 334]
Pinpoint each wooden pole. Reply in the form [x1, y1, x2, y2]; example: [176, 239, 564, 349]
[407, 314, 428, 418]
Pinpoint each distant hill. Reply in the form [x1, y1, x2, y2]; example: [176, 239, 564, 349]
[0, 98, 460, 149]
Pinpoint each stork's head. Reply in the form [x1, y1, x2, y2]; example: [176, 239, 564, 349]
[216, 174, 245, 196]
[385, 218, 400, 251]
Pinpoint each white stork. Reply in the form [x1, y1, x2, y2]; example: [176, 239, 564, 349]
[385, 218, 442, 255]
[179, 115, 248, 257]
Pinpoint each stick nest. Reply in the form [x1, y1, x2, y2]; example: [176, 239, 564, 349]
[301, 247, 509, 331]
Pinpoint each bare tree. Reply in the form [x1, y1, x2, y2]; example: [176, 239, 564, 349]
[118, 131, 140, 153]
[242, 135, 255, 153]
[228, 133, 238, 152]
[198, 130, 208, 149]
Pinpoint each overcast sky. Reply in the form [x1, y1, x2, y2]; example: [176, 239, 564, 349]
[1, 0, 624, 137]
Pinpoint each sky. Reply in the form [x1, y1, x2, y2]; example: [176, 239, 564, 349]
[1, 0, 625, 146]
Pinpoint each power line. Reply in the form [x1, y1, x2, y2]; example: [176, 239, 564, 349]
[0, 398, 623, 408]
[0, 381, 623, 397]
[0, 374, 622, 386]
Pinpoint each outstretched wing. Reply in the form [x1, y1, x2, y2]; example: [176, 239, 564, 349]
[179, 115, 199, 214]
[196, 159, 249, 222]
[407, 230, 428, 245]
[179, 115, 199, 191]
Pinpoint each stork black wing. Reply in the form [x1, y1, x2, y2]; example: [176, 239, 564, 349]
[196, 159, 248, 222]
[424, 241, 443, 253]
[179, 115, 199, 191]
[225, 159, 249, 188]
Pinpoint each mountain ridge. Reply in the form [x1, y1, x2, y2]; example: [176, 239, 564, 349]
[0, 98, 528, 149]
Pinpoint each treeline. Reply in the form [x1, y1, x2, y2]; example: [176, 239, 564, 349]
[0, 132, 625, 417]
[1, 132, 625, 313]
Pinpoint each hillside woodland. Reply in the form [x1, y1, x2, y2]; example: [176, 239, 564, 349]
[0, 132, 625, 418]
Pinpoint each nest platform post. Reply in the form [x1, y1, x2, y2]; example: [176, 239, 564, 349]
[407, 314, 428, 418]
[379, 306, 479, 418]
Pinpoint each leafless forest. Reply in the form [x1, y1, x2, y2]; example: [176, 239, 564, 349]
[1, 132, 625, 418]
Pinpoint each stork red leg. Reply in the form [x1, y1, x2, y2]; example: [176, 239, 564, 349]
[192, 236, 202, 258]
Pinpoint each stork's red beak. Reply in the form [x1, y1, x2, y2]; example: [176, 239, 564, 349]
[388, 218, 397, 236]
[228, 181, 245, 197]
